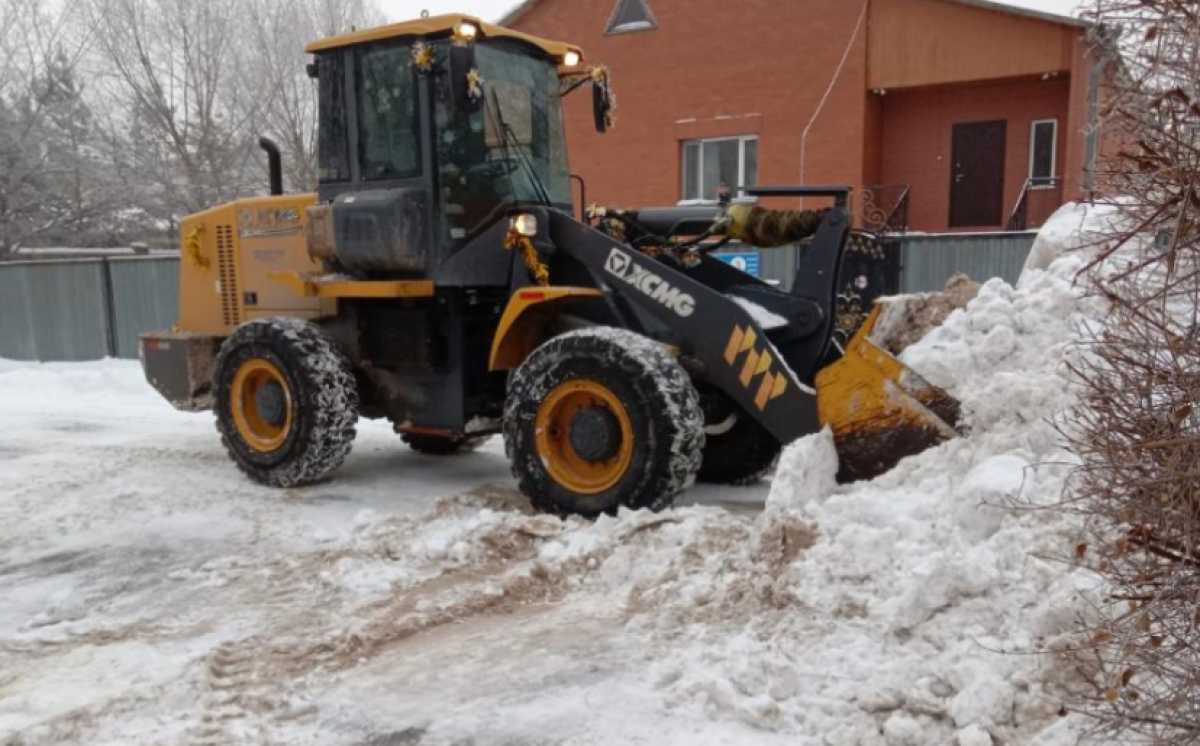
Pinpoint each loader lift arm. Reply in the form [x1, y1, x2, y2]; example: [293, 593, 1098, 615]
[507, 187, 961, 480]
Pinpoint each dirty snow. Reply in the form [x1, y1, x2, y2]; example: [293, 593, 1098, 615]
[1, 210, 1115, 744]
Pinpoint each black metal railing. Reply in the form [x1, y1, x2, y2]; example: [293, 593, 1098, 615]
[1006, 176, 1063, 231]
[858, 184, 910, 234]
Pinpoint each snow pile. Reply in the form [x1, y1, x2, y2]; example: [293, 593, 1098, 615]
[1023, 201, 1122, 274]
[598, 248, 1108, 743]
[764, 426, 839, 513]
[871, 273, 980, 355]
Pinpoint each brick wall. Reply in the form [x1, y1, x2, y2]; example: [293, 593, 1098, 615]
[508, 0, 1091, 229]
[512, 0, 872, 210]
[879, 76, 1072, 231]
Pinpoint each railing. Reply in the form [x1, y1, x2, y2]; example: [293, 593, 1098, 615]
[859, 184, 910, 234]
[1006, 176, 1063, 231]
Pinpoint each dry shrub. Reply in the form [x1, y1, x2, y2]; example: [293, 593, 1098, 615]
[1061, 2, 1200, 742]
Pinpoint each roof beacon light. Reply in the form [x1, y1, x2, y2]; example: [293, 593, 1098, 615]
[456, 21, 478, 40]
[563, 50, 581, 67]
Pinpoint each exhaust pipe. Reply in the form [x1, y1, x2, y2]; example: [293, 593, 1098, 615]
[258, 137, 283, 196]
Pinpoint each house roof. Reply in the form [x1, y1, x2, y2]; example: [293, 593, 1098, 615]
[945, 0, 1088, 28]
[305, 12, 582, 58]
[497, 0, 1088, 30]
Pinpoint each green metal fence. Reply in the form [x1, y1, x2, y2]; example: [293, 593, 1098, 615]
[753, 231, 1037, 293]
[0, 256, 178, 361]
[896, 232, 1039, 294]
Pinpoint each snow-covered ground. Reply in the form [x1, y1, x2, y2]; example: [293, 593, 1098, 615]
[1, 208, 1109, 744]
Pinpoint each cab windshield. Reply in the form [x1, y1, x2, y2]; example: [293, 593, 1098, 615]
[436, 39, 571, 240]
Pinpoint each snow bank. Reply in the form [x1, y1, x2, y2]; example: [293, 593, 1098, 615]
[1022, 201, 1122, 275]
[610, 229, 1109, 742]
[0, 357, 152, 402]
[764, 427, 838, 513]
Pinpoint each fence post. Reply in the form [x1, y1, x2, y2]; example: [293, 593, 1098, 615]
[99, 258, 118, 358]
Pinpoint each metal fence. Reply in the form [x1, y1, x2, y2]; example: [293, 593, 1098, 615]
[895, 232, 1038, 294]
[0, 256, 178, 361]
[1, 232, 1039, 362]
[754, 231, 1037, 294]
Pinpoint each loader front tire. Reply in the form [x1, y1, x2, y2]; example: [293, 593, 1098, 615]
[504, 328, 704, 516]
[697, 388, 781, 485]
[214, 317, 358, 487]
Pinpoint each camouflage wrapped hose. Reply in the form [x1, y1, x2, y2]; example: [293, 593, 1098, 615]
[727, 205, 828, 248]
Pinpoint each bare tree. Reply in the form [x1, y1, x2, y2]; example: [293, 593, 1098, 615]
[246, 0, 384, 192]
[0, 0, 388, 252]
[1060, 2, 1200, 742]
[83, 0, 267, 223]
[81, 0, 384, 234]
[0, 0, 117, 255]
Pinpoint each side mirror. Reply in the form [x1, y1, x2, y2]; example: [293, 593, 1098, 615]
[449, 44, 481, 113]
[592, 79, 612, 133]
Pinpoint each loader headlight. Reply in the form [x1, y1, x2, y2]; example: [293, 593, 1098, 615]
[510, 213, 539, 237]
[455, 21, 478, 40]
[563, 50, 582, 67]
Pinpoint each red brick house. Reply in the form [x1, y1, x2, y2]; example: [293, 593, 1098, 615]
[502, 0, 1111, 232]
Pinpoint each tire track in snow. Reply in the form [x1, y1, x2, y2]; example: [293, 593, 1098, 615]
[187, 561, 327, 745]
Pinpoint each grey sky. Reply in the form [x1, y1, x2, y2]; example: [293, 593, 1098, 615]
[380, 0, 1086, 24]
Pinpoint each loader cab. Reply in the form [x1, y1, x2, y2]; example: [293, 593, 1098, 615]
[306, 16, 581, 277]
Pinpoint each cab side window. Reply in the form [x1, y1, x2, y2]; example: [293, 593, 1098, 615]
[356, 42, 421, 180]
[317, 53, 350, 183]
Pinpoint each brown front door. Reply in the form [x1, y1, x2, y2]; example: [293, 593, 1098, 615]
[949, 120, 1006, 228]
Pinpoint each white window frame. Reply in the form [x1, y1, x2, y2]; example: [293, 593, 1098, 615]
[678, 135, 759, 205]
[1028, 118, 1058, 190]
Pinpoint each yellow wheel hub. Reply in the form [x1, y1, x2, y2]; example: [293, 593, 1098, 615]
[535, 379, 634, 495]
[230, 358, 293, 453]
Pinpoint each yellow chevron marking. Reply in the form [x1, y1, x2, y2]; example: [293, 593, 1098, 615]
[772, 371, 788, 399]
[725, 324, 790, 411]
[756, 349, 773, 376]
[741, 326, 758, 354]
[723, 325, 745, 365]
[754, 369, 790, 410]
[754, 372, 775, 410]
[739, 347, 761, 388]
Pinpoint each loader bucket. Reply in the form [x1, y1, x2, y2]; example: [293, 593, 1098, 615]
[816, 302, 962, 482]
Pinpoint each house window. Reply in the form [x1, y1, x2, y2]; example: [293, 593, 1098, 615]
[1029, 119, 1057, 188]
[606, 0, 657, 34]
[680, 136, 758, 203]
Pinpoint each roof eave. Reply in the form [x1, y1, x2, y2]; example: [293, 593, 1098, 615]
[500, 0, 1091, 32]
[944, 0, 1091, 29]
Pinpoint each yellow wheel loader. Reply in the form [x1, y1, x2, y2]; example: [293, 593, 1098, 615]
[139, 14, 960, 515]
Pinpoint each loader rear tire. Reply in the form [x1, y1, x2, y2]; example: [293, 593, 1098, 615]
[503, 327, 704, 516]
[213, 317, 358, 487]
[402, 433, 487, 455]
[697, 388, 781, 485]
